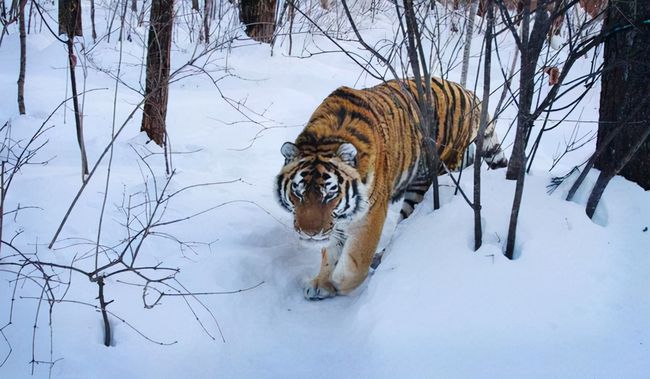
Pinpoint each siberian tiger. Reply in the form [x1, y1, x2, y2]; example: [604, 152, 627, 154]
[276, 78, 507, 300]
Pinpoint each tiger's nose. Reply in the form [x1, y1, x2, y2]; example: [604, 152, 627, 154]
[295, 224, 322, 237]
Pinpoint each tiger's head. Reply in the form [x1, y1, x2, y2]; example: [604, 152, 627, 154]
[275, 141, 368, 243]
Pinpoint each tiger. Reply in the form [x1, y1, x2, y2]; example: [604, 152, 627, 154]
[275, 77, 507, 300]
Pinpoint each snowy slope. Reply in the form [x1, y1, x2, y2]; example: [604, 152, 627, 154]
[0, 2, 649, 379]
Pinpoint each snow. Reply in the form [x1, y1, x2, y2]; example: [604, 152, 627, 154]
[1, 2, 649, 379]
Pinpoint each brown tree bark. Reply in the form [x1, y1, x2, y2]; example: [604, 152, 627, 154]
[239, 0, 277, 43]
[594, 0, 650, 190]
[141, 0, 174, 147]
[58, 0, 82, 36]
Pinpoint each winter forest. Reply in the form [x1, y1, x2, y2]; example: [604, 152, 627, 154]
[0, 0, 649, 377]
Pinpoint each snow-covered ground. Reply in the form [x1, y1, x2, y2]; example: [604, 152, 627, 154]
[0, 2, 648, 378]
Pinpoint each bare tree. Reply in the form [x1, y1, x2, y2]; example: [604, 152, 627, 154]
[204, 0, 214, 43]
[17, 0, 26, 114]
[473, 0, 495, 250]
[460, 0, 479, 87]
[141, 0, 174, 147]
[579, 0, 650, 218]
[402, 0, 442, 209]
[493, 0, 608, 258]
[58, 0, 89, 179]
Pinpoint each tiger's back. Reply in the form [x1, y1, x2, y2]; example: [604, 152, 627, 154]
[295, 80, 425, 206]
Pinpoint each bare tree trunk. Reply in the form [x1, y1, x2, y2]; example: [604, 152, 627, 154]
[586, 123, 650, 218]
[66, 38, 89, 179]
[460, 0, 478, 87]
[403, 0, 440, 209]
[58, 0, 82, 36]
[97, 276, 112, 347]
[90, 0, 97, 42]
[17, 0, 26, 115]
[141, 0, 174, 146]
[59, 0, 89, 179]
[0, 161, 4, 257]
[504, 1, 550, 259]
[239, 0, 277, 43]
[566, 123, 623, 202]
[594, 0, 650, 190]
[473, 0, 493, 251]
[204, 0, 213, 44]
[288, 1, 295, 55]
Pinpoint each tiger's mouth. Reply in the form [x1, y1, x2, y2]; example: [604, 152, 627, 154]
[296, 230, 332, 243]
[299, 235, 330, 242]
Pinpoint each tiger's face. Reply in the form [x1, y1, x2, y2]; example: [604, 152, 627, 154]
[276, 142, 367, 243]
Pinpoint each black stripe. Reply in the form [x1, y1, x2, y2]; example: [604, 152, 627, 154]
[456, 85, 467, 128]
[330, 88, 370, 110]
[352, 179, 361, 213]
[347, 126, 371, 145]
[348, 111, 374, 131]
[404, 198, 417, 208]
[337, 107, 347, 126]
[341, 181, 351, 214]
[276, 174, 291, 210]
[446, 83, 457, 135]
[408, 188, 427, 196]
[484, 145, 501, 157]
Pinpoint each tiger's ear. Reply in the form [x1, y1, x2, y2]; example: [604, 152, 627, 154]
[337, 143, 357, 167]
[281, 142, 299, 163]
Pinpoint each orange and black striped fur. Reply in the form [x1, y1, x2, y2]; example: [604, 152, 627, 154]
[276, 78, 507, 300]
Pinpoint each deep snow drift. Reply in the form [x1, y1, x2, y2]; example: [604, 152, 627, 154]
[0, 3, 648, 379]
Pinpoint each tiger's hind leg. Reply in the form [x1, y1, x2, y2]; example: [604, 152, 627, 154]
[482, 121, 508, 169]
[399, 172, 433, 221]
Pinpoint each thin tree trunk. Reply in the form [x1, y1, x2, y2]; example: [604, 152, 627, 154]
[566, 123, 624, 201]
[17, 0, 26, 115]
[473, 0, 493, 251]
[59, 0, 88, 179]
[505, 2, 550, 259]
[97, 276, 112, 347]
[67, 37, 89, 179]
[141, 0, 174, 146]
[586, 124, 650, 218]
[204, 0, 213, 44]
[288, 1, 295, 55]
[90, 0, 97, 42]
[403, 0, 440, 209]
[0, 162, 4, 257]
[460, 0, 478, 88]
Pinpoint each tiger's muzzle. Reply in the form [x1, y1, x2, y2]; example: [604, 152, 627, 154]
[293, 190, 337, 242]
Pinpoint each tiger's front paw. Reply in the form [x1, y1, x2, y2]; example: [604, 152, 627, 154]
[303, 278, 337, 300]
